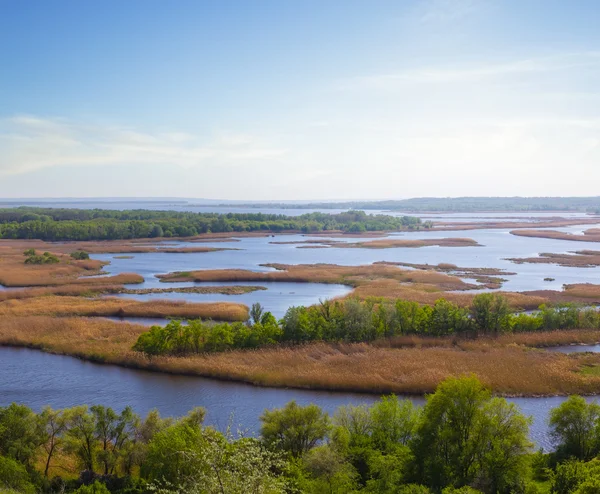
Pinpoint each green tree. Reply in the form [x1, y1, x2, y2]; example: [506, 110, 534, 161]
[470, 294, 511, 335]
[412, 376, 531, 492]
[39, 406, 69, 477]
[65, 406, 97, 472]
[260, 401, 330, 458]
[0, 403, 44, 466]
[549, 396, 600, 461]
[0, 456, 35, 494]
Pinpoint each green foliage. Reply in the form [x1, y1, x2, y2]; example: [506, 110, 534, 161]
[0, 403, 44, 466]
[73, 481, 111, 493]
[551, 459, 600, 494]
[70, 250, 90, 260]
[470, 293, 511, 334]
[260, 401, 330, 458]
[134, 295, 600, 356]
[0, 207, 423, 240]
[549, 396, 600, 461]
[2, 378, 600, 493]
[23, 249, 60, 264]
[412, 376, 532, 492]
[0, 455, 36, 494]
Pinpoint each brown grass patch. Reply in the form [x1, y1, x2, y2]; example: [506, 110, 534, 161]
[510, 229, 600, 242]
[0, 296, 249, 321]
[435, 218, 600, 231]
[157, 263, 477, 292]
[508, 251, 600, 268]
[375, 261, 514, 289]
[2, 317, 600, 396]
[157, 263, 548, 308]
[337, 237, 481, 249]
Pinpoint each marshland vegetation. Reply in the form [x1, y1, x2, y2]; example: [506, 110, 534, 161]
[510, 228, 600, 242]
[5, 375, 600, 494]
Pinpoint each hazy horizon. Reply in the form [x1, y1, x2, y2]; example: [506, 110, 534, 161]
[1, 0, 599, 199]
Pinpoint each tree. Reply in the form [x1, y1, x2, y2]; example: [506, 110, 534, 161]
[91, 405, 138, 475]
[66, 406, 97, 472]
[150, 225, 164, 238]
[142, 407, 207, 483]
[470, 294, 511, 335]
[39, 406, 69, 477]
[250, 302, 265, 325]
[0, 403, 44, 466]
[260, 401, 330, 458]
[0, 456, 36, 494]
[299, 444, 358, 493]
[369, 396, 419, 451]
[412, 376, 531, 491]
[549, 396, 600, 461]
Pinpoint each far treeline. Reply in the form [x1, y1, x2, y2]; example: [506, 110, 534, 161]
[0, 208, 425, 241]
[221, 196, 600, 212]
[133, 294, 599, 355]
[3, 376, 600, 494]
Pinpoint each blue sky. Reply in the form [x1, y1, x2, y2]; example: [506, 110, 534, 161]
[1, 0, 599, 199]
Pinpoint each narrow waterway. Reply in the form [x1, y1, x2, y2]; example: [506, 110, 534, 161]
[0, 346, 594, 450]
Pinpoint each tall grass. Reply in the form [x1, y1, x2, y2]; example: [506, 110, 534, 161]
[0, 296, 249, 321]
[339, 237, 481, 249]
[157, 263, 475, 291]
[2, 316, 600, 396]
[510, 229, 600, 242]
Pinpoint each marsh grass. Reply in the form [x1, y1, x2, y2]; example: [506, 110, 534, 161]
[158, 263, 476, 291]
[2, 316, 600, 396]
[510, 229, 600, 242]
[338, 237, 481, 249]
[0, 296, 249, 321]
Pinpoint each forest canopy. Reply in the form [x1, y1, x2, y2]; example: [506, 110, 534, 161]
[0, 208, 424, 240]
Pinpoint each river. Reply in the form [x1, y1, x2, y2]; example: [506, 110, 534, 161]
[1, 346, 596, 450]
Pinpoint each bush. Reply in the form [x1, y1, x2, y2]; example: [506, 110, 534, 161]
[0, 456, 36, 494]
[70, 250, 90, 260]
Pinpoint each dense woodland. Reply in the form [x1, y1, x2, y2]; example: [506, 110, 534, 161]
[0, 208, 424, 240]
[133, 295, 599, 355]
[223, 197, 600, 212]
[2, 376, 600, 493]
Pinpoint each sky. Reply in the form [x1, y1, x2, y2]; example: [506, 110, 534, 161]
[0, 0, 599, 200]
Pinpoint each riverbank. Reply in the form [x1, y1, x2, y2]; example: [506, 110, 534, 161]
[3, 315, 600, 396]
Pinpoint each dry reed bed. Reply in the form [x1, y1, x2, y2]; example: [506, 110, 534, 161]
[337, 237, 481, 249]
[157, 263, 477, 291]
[508, 251, 600, 268]
[0, 238, 232, 255]
[497, 329, 600, 348]
[0, 296, 249, 321]
[2, 316, 600, 396]
[510, 229, 600, 242]
[435, 218, 600, 231]
[374, 261, 514, 289]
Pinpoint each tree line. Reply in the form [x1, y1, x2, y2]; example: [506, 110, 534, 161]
[0, 208, 425, 240]
[2, 376, 600, 493]
[217, 197, 600, 213]
[132, 294, 600, 355]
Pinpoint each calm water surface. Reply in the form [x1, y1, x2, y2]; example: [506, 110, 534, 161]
[0, 347, 592, 450]
[3, 209, 600, 452]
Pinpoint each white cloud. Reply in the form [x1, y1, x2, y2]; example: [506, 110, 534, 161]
[340, 52, 600, 90]
[0, 115, 287, 177]
[417, 0, 486, 25]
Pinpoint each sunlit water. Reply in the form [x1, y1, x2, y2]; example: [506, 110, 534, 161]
[3, 210, 600, 450]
